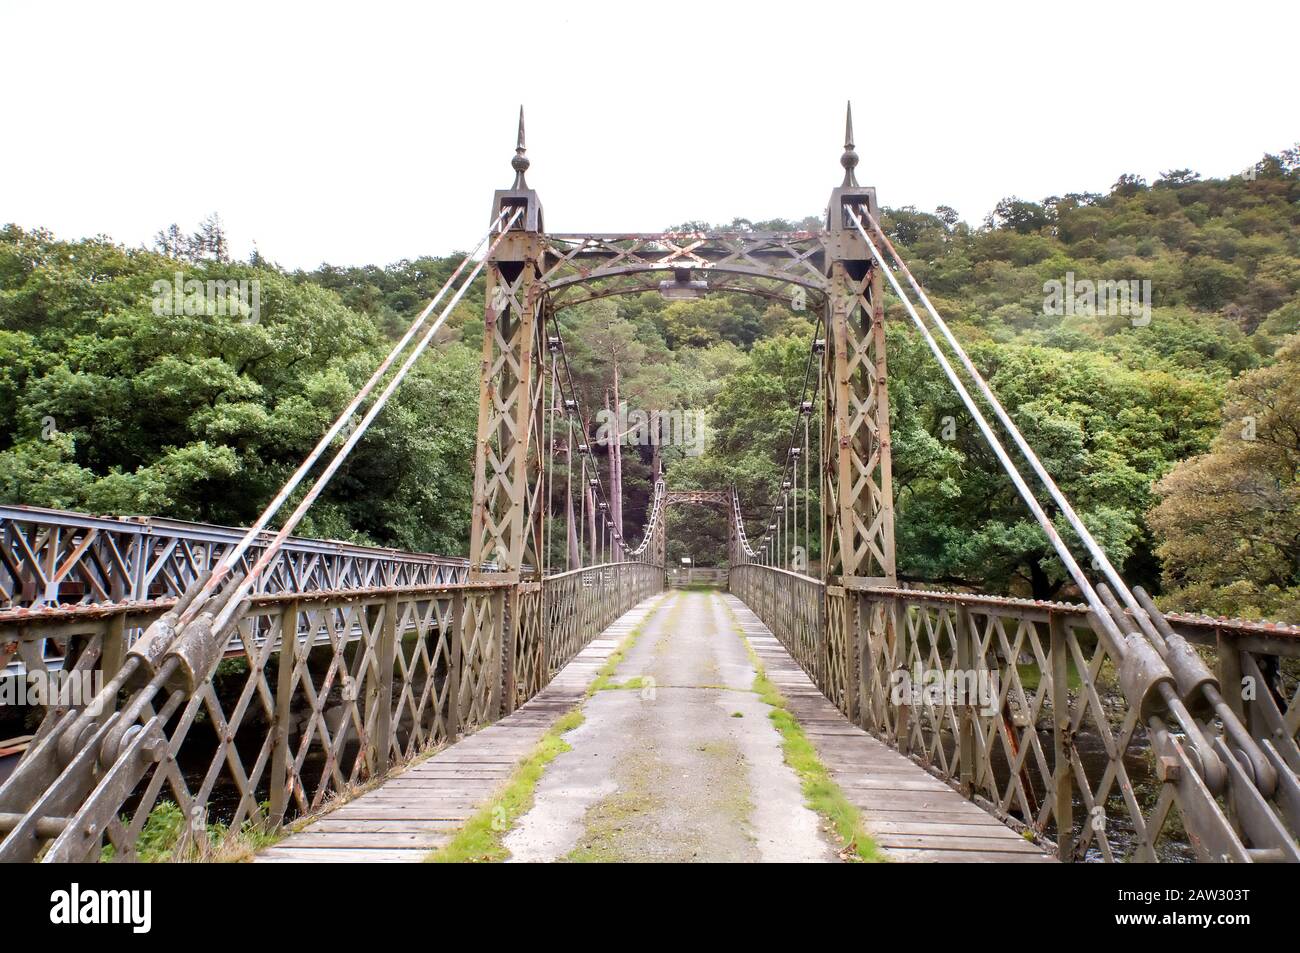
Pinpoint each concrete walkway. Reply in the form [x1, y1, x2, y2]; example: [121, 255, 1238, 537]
[504, 589, 837, 862]
[256, 597, 663, 862]
[261, 587, 1051, 863]
[727, 594, 1054, 863]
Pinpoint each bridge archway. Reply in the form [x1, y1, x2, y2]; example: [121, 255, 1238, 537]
[658, 489, 733, 573]
[468, 106, 896, 597]
[538, 232, 832, 313]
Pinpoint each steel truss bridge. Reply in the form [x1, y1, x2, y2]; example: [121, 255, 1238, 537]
[0, 108, 1297, 864]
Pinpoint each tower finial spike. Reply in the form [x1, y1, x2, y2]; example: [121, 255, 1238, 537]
[511, 105, 530, 189]
[840, 100, 859, 187]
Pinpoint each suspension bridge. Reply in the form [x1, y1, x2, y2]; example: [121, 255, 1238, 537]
[1, 107, 1297, 864]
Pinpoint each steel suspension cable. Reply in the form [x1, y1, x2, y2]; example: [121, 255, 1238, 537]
[565, 414, 574, 570]
[844, 206, 1225, 780]
[845, 207, 1123, 639]
[857, 209, 1169, 627]
[804, 413, 811, 570]
[63, 209, 521, 751]
[209, 207, 524, 632]
[855, 205, 1269, 790]
[734, 313, 825, 570]
[579, 455, 588, 566]
[791, 445, 798, 570]
[544, 349, 557, 575]
[546, 310, 655, 563]
[175, 208, 512, 624]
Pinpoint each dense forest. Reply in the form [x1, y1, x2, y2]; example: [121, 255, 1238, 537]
[1, 148, 1297, 620]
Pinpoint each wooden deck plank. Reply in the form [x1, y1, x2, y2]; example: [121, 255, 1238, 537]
[866, 820, 1019, 837]
[722, 594, 1055, 864]
[872, 833, 1043, 852]
[270, 831, 451, 850]
[256, 596, 664, 864]
[883, 848, 1057, 863]
[308, 819, 464, 833]
[256, 848, 426, 863]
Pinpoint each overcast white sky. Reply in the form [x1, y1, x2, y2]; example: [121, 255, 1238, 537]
[2, 1, 1294, 270]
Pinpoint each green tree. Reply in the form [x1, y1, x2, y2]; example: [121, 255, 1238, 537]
[1149, 337, 1300, 619]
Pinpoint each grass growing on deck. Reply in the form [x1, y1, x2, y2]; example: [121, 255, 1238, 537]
[426, 708, 586, 864]
[724, 604, 884, 863]
[426, 592, 670, 863]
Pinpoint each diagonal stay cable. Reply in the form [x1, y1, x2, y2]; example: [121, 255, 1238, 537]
[750, 313, 824, 565]
[729, 309, 824, 565]
[208, 206, 524, 633]
[177, 207, 513, 626]
[844, 205, 1226, 784]
[855, 205, 1273, 793]
[546, 310, 625, 560]
[858, 211, 1182, 627]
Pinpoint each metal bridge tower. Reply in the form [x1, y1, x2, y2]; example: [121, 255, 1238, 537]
[468, 103, 900, 593]
[820, 104, 896, 587]
[469, 108, 547, 583]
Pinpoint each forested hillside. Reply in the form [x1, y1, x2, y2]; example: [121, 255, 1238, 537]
[1, 148, 1297, 619]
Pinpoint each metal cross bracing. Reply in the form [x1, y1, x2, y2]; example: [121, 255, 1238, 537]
[658, 489, 735, 570]
[540, 231, 830, 310]
[472, 106, 890, 587]
[0, 503, 469, 610]
[0, 504, 471, 684]
[2, 104, 1298, 865]
[722, 106, 1300, 863]
[0, 143, 665, 858]
[730, 567, 1300, 862]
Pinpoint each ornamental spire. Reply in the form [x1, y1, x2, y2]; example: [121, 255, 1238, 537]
[511, 105, 529, 189]
[840, 100, 859, 187]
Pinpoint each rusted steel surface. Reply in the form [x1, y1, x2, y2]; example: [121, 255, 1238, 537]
[854, 585, 1300, 642]
[0, 598, 178, 625]
[731, 563, 1300, 863]
[0, 560, 662, 862]
[6, 109, 1295, 868]
[0, 503, 470, 611]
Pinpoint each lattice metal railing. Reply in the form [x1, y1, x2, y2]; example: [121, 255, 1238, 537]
[0, 559, 662, 862]
[0, 505, 472, 686]
[0, 504, 468, 610]
[730, 564, 1300, 862]
[0, 580, 507, 861]
[732, 564, 823, 681]
[539, 564, 663, 681]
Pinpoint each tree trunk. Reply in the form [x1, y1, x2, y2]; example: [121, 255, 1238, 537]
[566, 447, 580, 570]
[1028, 557, 1060, 601]
[610, 367, 624, 538]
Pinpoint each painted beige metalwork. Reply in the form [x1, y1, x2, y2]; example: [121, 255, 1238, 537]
[730, 564, 1300, 862]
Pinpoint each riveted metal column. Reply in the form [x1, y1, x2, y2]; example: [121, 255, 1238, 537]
[371, 593, 398, 776]
[1050, 612, 1074, 860]
[819, 134, 896, 587]
[469, 246, 546, 580]
[957, 604, 976, 797]
[447, 592, 464, 739]
[269, 599, 298, 825]
[469, 112, 547, 582]
[469, 114, 548, 728]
